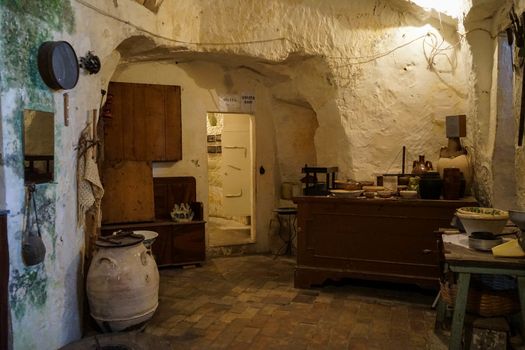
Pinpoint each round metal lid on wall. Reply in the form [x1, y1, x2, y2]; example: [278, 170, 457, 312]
[37, 41, 79, 90]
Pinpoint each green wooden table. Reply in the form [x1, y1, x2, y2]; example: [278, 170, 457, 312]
[437, 242, 525, 350]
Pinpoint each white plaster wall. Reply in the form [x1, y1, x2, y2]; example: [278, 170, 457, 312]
[2, 0, 504, 347]
[492, 36, 517, 209]
[193, 0, 470, 181]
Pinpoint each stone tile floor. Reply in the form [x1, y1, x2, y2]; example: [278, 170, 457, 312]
[144, 255, 450, 349]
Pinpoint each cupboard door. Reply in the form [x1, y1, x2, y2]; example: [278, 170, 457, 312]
[101, 161, 155, 224]
[149, 225, 175, 266]
[164, 86, 182, 161]
[104, 82, 182, 162]
[172, 223, 205, 264]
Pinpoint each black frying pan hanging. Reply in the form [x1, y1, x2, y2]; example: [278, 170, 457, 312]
[38, 41, 79, 90]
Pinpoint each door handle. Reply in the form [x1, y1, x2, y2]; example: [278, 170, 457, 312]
[225, 189, 243, 198]
[223, 146, 247, 157]
[422, 249, 432, 254]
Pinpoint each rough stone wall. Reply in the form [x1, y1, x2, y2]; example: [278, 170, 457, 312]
[193, 0, 469, 180]
[0, 1, 83, 349]
[510, 1, 525, 209]
[0, 0, 503, 347]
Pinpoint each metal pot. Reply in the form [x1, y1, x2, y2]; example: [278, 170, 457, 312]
[468, 232, 503, 251]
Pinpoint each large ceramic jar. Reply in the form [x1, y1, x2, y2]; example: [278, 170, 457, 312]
[86, 234, 159, 332]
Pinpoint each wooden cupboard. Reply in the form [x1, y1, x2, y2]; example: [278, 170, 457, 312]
[101, 221, 205, 266]
[293, 196, 477, 289]
[104, 82, 182, 162]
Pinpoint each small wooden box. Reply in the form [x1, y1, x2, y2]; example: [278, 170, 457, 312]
[446, 115, 467, 138]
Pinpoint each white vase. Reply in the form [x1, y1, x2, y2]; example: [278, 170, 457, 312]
[86, 237, 159, 332]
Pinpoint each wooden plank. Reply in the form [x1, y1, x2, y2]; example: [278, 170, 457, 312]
[165, 85, 182, 161]
[130, 84, 148, 160]
[144, 84, 165, 160]
[120, 83, 136, 160]
[518, 277, 525, 339]
[444, 242, 525, 268]
[101, 161, 155, 224]
[449, 273, 471, 350]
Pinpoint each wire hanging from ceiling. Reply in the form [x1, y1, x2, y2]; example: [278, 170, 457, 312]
[75, 0, 500, 68]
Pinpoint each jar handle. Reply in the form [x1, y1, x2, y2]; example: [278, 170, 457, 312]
[140, 251, 149, 266]
[98, 257, 117, 268]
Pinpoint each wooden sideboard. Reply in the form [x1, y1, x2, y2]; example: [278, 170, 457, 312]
[101, 176, 206, 267]
[292, 196, 477, 289]
[101, 220, 205, 267]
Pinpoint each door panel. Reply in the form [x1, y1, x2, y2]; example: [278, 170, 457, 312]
[104, 82, 182, 162]
[222, 115, 252, 216]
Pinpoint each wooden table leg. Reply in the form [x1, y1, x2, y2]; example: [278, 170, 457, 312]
[518, 276, 525, 340]
[450, 272, 470, 350]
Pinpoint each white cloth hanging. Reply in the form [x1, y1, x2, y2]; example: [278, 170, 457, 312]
[77, 125, 104, 228]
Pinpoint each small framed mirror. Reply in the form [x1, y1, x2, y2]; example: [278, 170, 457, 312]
[23, 109, 54, 184]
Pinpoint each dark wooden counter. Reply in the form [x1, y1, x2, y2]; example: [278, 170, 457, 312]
[292, 196, 477, 289]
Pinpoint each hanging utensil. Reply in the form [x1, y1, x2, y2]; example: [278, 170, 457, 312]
[37, 41, 79, 90]
[22, 184, 46, 266]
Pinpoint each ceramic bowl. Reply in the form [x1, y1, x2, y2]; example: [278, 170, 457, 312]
[509, 210, 525, 231]
[134, 230, 159, 249]
[330, 189, 363, 198]
[456, 207, 509, 235]
[362, 186, 385, 192]
[376, 190, 393, 198]
[334, 181, 348, 189]
[399, 190, 418, 199]
[364, 191, 376, 199]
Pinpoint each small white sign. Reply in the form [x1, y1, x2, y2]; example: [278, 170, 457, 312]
[240, 93, 256, 113]
[218, 94, 241, 112]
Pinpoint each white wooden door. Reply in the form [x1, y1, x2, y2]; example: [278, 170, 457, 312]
[222, 114, 252, 216]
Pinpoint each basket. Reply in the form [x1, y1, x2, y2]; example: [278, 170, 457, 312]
[440, 279, 520, 317]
